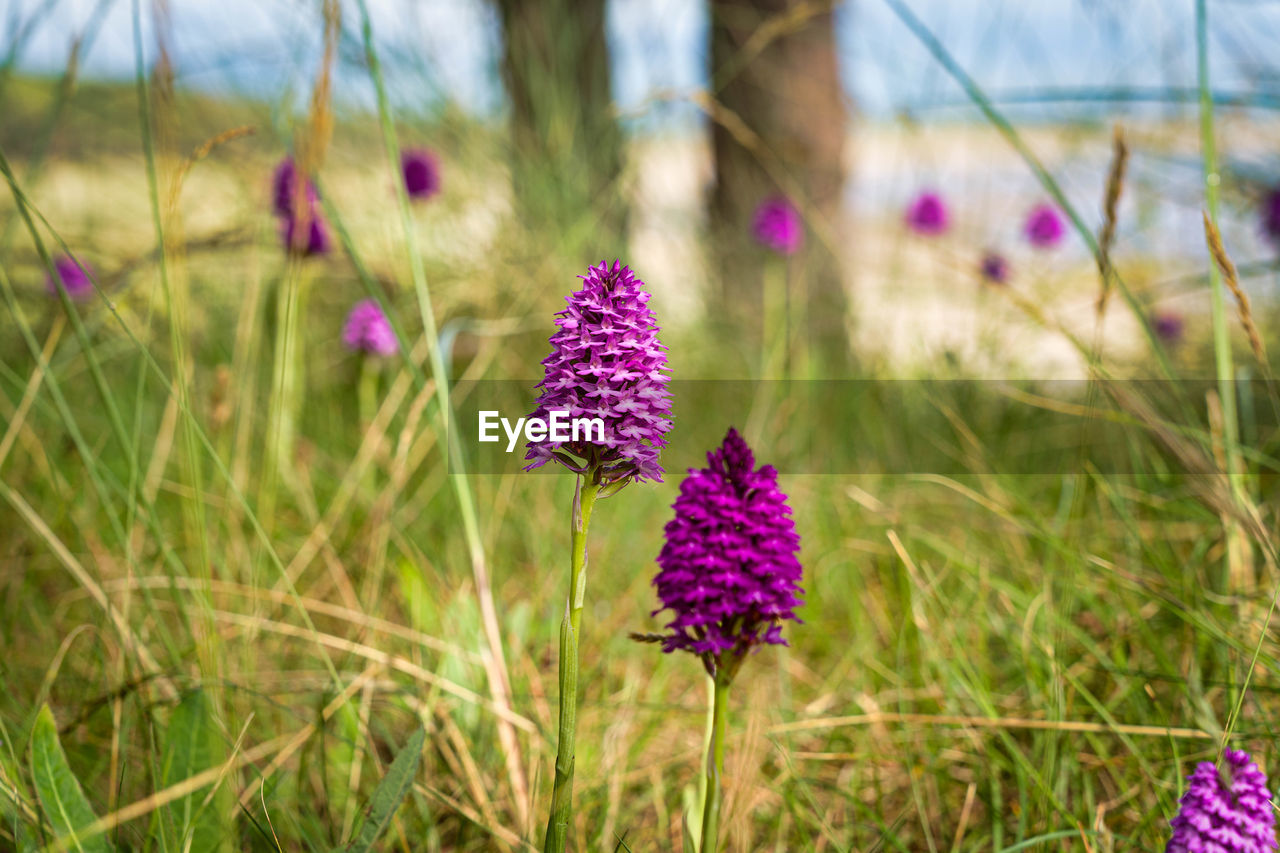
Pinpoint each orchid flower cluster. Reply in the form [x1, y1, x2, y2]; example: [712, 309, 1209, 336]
[525, 257, 802, 853]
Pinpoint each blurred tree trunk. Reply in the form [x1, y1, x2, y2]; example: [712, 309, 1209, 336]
[709, 0, 852, 374]
[496, 0, 626, 252]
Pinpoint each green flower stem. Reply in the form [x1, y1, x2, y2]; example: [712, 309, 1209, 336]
[762, 257, 787, 379]
[544, 472, 602, 853]
[700, 674, 730, 853]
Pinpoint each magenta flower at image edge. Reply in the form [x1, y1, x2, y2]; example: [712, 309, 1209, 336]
[752, 196, 803, 255]
[1260, 186, 1280, 246]
[524, 259, 672, 484]
[343, 299, 398, 356]
[905, 190, 949, 236]
[401, 148, 441, 201]
[46, 255, 93, 300]
[1167, 749, 1277, 853]
[651, 427, 804, 661]
[1025, 202, 1065, 248]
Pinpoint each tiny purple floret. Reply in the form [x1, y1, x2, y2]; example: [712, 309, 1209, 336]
[1167, 749, 1277, 853]
[343, 299, 398, 356]
[752, 196, 803, 255]
[1025, 203, 1065, 249]
[651, 428, 804, 657]
[980, 251, 1009, 284]
[905, 191, 949, 236]
[401, 148, 441, 201]
[46, 255, 94, 300]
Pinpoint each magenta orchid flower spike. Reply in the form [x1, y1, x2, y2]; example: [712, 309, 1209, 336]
[651, 427, 803, 664]
[643, 427, 802, 853]
[525, 259, 672, 484]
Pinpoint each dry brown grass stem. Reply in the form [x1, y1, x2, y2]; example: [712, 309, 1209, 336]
[166, 125, 255, 211]
[1095, 125, 1129, 317]
[767, 712, 1215, 740]
[1203, 210, 1268, 367]
[0, 484, 178, 701]
[206, 607, 539, 736]
[96, 575, 480, 661]
[0, 313, 62, 470]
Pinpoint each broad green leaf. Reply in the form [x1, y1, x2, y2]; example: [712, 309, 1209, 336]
[158, 690, 232, 853]
[341, 726, 424, 853]
[29, 704, 112, 853]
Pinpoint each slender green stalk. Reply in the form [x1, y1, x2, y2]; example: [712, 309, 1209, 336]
[700, 675, 730, 853]
[544, 474, 602, 853]
[353, 4, 529, 822]
[1196, 0, 1246, 520]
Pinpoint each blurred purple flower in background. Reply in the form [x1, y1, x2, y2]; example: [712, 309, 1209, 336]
[525, 260, 672, 484]
[272, 156, 317, 219]
[401, 148, 441, 201]
[1166, 749, 1276, 853]
[980, 251, 1009, 284]
[1260, 186, 1280, 247]
[751, 196, 803, 255]
[343, 299, 398, 356]
[282, 211, 331, 257]
[905, 191, 949, 236]
[46, 255, 94, 300]
[1152, 311, 1184, 345]
[1025, 203, 1065, 248]
[272, 155, 331, 257]
[650, 427, 803, 660]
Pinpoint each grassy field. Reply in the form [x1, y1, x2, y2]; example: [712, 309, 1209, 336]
[5, 7, 1280, 852]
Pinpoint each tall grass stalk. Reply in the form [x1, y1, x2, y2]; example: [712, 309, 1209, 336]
[354, 0, 529, 826]
[131, 0, 218, 680]
[1196, 0, 1250, 594]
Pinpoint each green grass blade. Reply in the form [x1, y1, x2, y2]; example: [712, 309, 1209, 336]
[29, 705, 113, 853]
[158, 690, 232, 853]
[341, 725, 425, 853]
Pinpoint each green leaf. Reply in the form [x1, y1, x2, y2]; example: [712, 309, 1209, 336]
[159, 690, 232, 853]
[681, 782, 701, 852]
[681, 812, 698, 853]
[341, 726, 424, 853]
[29, 704, 112, 853]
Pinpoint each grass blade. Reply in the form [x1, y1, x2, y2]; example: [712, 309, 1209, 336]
[157, 689, 231, 853]
[29, 704, 113, 853]
[341, 725, 425, 853]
